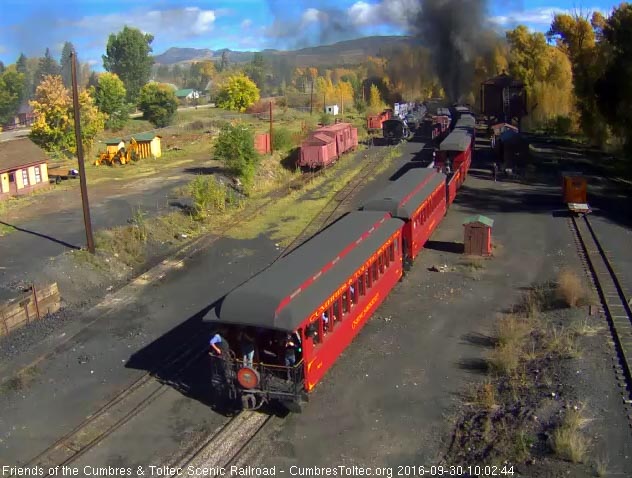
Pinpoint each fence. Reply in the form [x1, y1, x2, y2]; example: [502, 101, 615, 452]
[0, 283, 61, 337]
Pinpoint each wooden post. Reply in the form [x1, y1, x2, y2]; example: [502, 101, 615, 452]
[269, 101, 273, 155]
[310, 80, 314, 116]
[32, 284, 41, 321]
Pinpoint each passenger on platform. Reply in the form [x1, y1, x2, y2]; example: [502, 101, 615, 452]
[492, 162, 499, 182]
[209, 332, 227, 356]
[240, 328, 256, 368]
[284, 334, 298, 380]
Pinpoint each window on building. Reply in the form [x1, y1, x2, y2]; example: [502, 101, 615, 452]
[34, 166, 41, 184]
[21, 169, 29, 186]
[8, 173, 15, 183]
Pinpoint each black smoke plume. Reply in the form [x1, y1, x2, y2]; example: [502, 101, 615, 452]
[265, 0, 360, 49]
[413, 0, 490, 102]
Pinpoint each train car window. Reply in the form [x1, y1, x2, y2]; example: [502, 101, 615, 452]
[389, 242, 395, 261]
[332, 300, 339, 324]
[378, 254, 384, 273]
[384, 250, 389, 268]
[394, 239, 399, 252]
[366, 268, 372, 289]
[342, 291, 349, 314]
[352, 280, 359, 304]
[306, 321, 321, 345]
[372, 261, 379, 282]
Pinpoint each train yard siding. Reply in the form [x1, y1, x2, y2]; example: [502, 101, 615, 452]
[0, 141, 423, 465]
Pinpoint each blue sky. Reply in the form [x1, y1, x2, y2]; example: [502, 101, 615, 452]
[0, 0, 616, 68]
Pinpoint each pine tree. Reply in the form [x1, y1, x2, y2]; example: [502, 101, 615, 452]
[35, 48, 60, 86]
[219, 51, 229, 72]
[60, 42, 75, 88]
[16, 53, 32, 99]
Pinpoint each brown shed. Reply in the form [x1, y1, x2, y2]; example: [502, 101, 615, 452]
[463, 215, 494, 256]
[562, 173, 587, 204]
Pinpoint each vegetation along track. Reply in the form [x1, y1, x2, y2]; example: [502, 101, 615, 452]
[277, 144, 397, 259]
[570, 214, 632, 420]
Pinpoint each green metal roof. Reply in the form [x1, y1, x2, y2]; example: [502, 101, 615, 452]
[175, 88, 195, 97]
[131, 132, 161, 142]
[104, 138, 124, 145]
[463, 215, 494, 227]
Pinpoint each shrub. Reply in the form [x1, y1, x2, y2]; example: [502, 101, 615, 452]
[272, 126, 295, 151]
[550, 407, 589, 463]
[320, 112, 333, 125]
[138, 83, 178, 127]
[213, 123, 259, 192]
[556, 268, 585, 308]
[189, 175, 237, 219]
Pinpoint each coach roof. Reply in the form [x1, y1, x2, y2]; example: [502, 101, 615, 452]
[440, 130, 471, 152]
[361, 169, 446, 219]
[205, 211, 404, 332]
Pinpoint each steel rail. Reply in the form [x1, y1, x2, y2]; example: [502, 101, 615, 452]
[571, 214, 632, 402]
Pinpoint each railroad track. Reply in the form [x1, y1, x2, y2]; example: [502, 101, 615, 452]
[570, 214, 632, 408]
[168, 411, 272, 475]
[25, 336, 209, 473]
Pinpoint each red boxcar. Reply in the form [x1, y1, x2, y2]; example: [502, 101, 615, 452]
[299, 133, 338, 168]
[319, 123, 354, 157]
[206, 211, 404, 409]
[362, 169, 447, 262]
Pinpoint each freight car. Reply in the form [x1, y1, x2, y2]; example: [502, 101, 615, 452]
[205, 106, 474, 412]
[299, 122, 358, 169]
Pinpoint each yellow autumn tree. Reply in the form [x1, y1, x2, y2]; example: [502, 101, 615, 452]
[30, 75, 74, 153]
[30, 75, 105, 155]
[368, 84, 385, 114]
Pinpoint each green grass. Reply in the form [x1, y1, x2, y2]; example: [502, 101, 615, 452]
[225, 145, 400, 246]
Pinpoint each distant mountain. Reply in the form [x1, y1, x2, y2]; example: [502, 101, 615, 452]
[153, 36, 418, 66]
[154, 47, 214, 65]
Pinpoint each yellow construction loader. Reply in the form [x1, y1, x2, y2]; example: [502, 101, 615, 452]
[94, 139, 140, 166]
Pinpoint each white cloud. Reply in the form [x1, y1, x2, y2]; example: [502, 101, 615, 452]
[347, 0, 420, 28]
[490, 6, 611, 27]
[241, 18, 252, 29]
[72, 6, 217, 40]
[301, 8, 321, 25]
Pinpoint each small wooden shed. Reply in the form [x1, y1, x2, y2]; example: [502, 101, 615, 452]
[463, 215, 494, 256]
[104, 138, 125, 155]
[254, 133, 271, 155]
[562, 173, 587, 204]
[131, 133, 162, 159]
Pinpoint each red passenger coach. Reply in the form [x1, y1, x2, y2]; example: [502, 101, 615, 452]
[439, 130, 473, 205]
[361, 169, 447, 263]
[205, 211, 404, 410]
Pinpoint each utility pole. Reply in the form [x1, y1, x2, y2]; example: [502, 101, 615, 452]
[70, 49, 95, 253]
[310, 80, 314, 116]
[269, 101, 273, 155]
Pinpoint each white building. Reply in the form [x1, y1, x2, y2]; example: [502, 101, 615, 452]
[325, 105, 339, 116]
